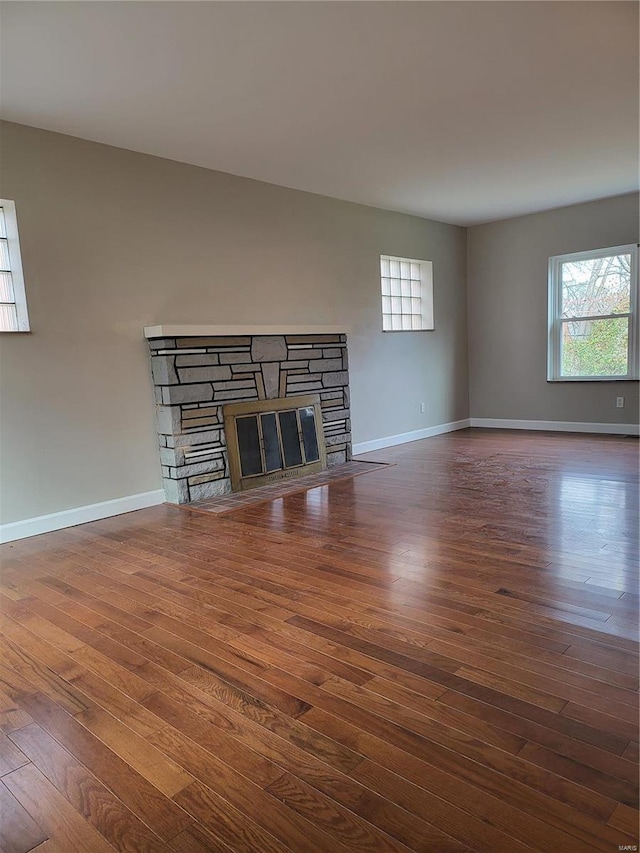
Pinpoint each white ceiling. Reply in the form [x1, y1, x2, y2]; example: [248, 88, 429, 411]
[1, 1, 638, 225]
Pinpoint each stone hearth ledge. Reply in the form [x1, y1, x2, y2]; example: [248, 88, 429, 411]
[144, 325, 351, 338]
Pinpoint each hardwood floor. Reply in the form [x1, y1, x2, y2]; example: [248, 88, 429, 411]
[0, 428, 638, 853]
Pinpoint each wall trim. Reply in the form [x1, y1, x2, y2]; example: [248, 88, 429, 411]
[0, 489, 165, 544]
[352, 416, 639, 457]
[469, 418, 639, 436]
[353, 419, 471, 455]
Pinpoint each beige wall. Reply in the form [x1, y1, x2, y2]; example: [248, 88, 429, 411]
[0, 121, 469, 524]
[467, 194, 639, 424]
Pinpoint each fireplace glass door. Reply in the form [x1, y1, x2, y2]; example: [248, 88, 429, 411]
[224, 395, 327, 491]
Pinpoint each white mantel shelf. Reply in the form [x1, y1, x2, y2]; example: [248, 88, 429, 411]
[144, 325, 350, 338]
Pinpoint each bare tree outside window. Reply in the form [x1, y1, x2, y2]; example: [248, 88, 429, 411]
[560, 253, 632, 376]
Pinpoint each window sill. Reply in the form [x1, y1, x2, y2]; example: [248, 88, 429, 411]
[547, 377, 639, 383]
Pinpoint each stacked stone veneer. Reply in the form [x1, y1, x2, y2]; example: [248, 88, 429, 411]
[148, 333, 352, 504]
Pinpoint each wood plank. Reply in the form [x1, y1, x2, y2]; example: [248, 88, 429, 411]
[0, 688, 32, 734]
[305, 708, 628, 850]
[173, 780, 289, 853]
[279, 579, 640, 691]
[27, 841, 66, 853]
[452, 665, 569, 713]
[281, 614, 633, 753]
[144, 688, 468, 852]
[140, 689, 284, 788]
[70, 641, 159, 702]
[273, 670, 620, 826]
[66, 669, 164, 738]
[0, 600, 85, 656]
[73, 705, 195, 797]
[560, 701, 639, 743]
[15, 692, 193, 841]
[265, 764, 468, 853]
[623, 741, 639, 763]
[2, 765, 116, 853]
[518, 741, 638, 809]
[0, 779, 48, 853]
[8, 723, 170, 853]
[607, 803, 640, 836]
[165, 744, 358, 853]
[178, 661, 311, 719]
[437, 688, 630, 761]
[0, 635, 90, 716]
[264, 770, 440, 853]
[0, 616, 86, 684]
[136, 661, 364, 775]
[425, 637, 639, 712]
[360, 675, 526, 753]
[166, 823, 236, 853]
[0, 730, 28, 777]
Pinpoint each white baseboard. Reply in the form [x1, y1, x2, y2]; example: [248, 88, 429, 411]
[353, 418, 471, 455]
[469, 418, 639, 436]
[352, 416, 638, 457]
[0, 489, 165, 544]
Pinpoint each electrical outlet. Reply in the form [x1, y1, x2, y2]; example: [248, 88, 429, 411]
[616, 397, 625, 408]
[420, 402, 425, 413]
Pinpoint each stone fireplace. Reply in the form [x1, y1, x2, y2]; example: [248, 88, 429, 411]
[145, 326, 352, 504]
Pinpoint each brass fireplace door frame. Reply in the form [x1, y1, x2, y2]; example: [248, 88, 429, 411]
[223, 394, 327, 492]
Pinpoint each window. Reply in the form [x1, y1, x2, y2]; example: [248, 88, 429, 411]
[0, 200, 29, 332]
[548, 244, 638, 381]
[380, 255, 434, 331]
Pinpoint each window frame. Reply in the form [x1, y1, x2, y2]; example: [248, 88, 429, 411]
[380, 254, 434, 333]
[0, 199, 30, 333]
[547, 243, 639, 382]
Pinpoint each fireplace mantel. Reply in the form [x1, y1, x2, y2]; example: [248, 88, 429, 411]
[144, 324, 350, 339]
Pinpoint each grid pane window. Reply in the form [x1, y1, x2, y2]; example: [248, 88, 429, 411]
[0, 200, 29, 332]
[0, 272, 15, 303]
[0, 303, 18, 332]
[0, 228, 11, 272]
[380, 255, 433, 332]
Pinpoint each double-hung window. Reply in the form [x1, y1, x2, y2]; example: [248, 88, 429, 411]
[548, 244, 638, 380]
[0, 200, 29, 332]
